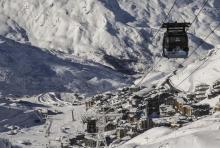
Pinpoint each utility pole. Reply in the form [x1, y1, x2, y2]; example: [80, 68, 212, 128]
[72, 109, 75, 121]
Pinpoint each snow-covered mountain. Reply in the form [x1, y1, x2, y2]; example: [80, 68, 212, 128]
[0, 0, 220, 147]
[0, 0, 153, 73]
[0, 35, 131, 96]
[0, 0, 219, 96]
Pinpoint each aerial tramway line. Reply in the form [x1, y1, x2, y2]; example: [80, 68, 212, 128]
[136, 0, 213, 87]
[160, 0, 210, 59]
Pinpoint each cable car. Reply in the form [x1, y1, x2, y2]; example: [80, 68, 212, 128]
[162, 22, 191, 58]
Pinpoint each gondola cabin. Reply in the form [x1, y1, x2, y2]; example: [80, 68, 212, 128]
[162, 22, 190, 58]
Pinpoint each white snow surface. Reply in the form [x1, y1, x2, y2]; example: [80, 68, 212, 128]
[0, 96, 88, 148]
[171, 48, 220, 92]
[0, 36, 130, 96]
[0, 0, 220, 147]
[122, 112, 220, 148]
[0, 0, 219, 95]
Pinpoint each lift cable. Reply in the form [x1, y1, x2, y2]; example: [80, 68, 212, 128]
[136, 58, 163, 86]
[136, 0, 177, 87]
[180, 23, 219, 66]
[164, 0, 212, 74]
[187, 0, 210, 32]
[137, 0, 210, 87]
[175, 23, 220, 88]
[152, 0, 178, 42]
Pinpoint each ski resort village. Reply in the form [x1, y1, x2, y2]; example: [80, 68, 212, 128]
[0, 0, 220, 148]
[1, 80, 220, 147]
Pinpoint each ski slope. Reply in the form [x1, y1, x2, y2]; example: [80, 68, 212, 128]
[0, 96, 87, 148]
[122, 112, 220, 148]
[0, 0, 219, 147]
[171, 47, 220, 92]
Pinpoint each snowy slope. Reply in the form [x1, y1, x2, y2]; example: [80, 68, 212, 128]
[0, 0, 153, 73]
[0, 97, 87, 148]
[0, 98, 43, 133]
[136, 0, 220, 88]
[0, 36, 130, 96]
[122, 112, 220, 148]
[0, 139, 17, 148]
[0, 0, 220, 147]
[0, 0, 219, 71]
[0, 0, 219, 95]
[171, 47, 220, 92]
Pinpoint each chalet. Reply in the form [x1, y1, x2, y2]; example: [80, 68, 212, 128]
[119, 87, 129, 92]
[130, 95, 143, 108]
[175, 97, 186, 113]
[87, 118, 97, 133]
[127, 113, 139, 123]
[138, 118, 154, 130]
[116, 127, 127, 139]
[104, 122, 117, 131]
[214, 99, 220, 112]
[191, 104, 210, 117]
[212, 80, 220, 89]
[146, 99, 160, 118]
[159, 104, 175, 117]
[153, 119, 171, 127]
[195, 84, 210, 92]
[182, 105, 193, 116]
[69, 134, 85, 146]
[104, 93, 115, 100]
[130, 123, 139, 133]
[187, 93, 195, 100]
[144, 91, 175, 118]
[171, 123, 181, 128]
[195, 93, 207, 102]
[99, 105, 114, 113]
[208, 91, 219, 99]
[209, 81, 220, 99]
[127, 107, 142, 122]
[85, 99, 95, 110]
[129, 86, 141, 93]
[164, 96, 176, 107]
[84, 136, 97, 148]
[127, 129, 137, 138]
[96, 94, 104, 99]
[194, 84, 210, 101]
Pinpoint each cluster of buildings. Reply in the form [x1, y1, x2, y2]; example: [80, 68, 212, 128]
[70, 80, 220, 147]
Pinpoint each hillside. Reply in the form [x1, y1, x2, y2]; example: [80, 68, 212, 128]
[122, 112, 220, 148]
[0, 0, 219, 96]
[0, 0, 220, 147]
